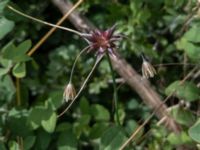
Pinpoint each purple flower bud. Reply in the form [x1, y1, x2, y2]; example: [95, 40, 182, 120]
[82, 24, 121, 58]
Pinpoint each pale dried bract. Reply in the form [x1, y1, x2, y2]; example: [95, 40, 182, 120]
[142, 60, 157, 78]
[63, 83, 76, 102]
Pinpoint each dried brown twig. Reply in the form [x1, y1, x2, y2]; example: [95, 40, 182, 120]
[52, 0, 181, 132]
[119, 66, 198, 150]
[8, 0, 84, 111]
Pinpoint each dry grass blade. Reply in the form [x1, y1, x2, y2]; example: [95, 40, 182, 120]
[7, 0, 84, 57]
[27, 0, 84, 56]
[9, 0, 84, 109]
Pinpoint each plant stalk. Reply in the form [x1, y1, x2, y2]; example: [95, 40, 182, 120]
[58, 55, 103, 118]
[7, 5, 84, 37]
[106, 53, 120, 125]
[69, 46, 90, 83]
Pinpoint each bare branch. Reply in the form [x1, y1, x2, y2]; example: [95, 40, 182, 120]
[52, 0, 182, 133]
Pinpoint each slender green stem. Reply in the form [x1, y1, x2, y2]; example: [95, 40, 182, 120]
[69, 46, 90, 83]
[58, 55, 103, 118]
[106, 53, 120, 125]
[7, 5, 88, 37]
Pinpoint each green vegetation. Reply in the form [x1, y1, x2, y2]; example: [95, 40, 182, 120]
[0, 0, 200, 149]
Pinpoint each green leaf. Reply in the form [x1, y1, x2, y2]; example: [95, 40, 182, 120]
[89, 123, 109, 139]
[7, 108, 32, 137]
[169, 106, 195, 126]
[184, 26, 200, 43]
[0, 0, 9, 13]
[114, 107, 125, 124]
[90, 104, 110, 121]
[126, 99, 139, 110]
[8, 141, 19, 150]
[100, 125, 127, 150]
[79, 97, 90, 114]
[165, 81, 200, 101]
[2, 40, 32, 62]
[35, 129, 51, 150]
[56, 123, 72, 132]
[28, 106, 45, 129]
[57, 130, 77, 150]
[0, 75, 15, 102]
[41, 112, 57, 133]
[12, 54, 32, 62]
[188, 118, 200, 143]
[89, 78, 108, 94]
[0, 142, 6, 150]
[23, 136, 36, 150]
[167, 132, 192, 145]
[48, 91, 63, 110]
[184, 42, 200, 61]
[28, 105, 57, 133]
[16, 40, 32, 55]
[176, 33, 200, 61]
[2, 41, 16, 59]
[0, 68, 9, 76]
[125, 120, 144, 141]
[12, 62, 26, 78]
[76, 114, 91, 125]
[0, 17, 14, 40]
[73, 115, 91, 137]
[0, 56, 12, 76]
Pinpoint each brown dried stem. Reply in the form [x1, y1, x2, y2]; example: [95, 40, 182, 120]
[9, 0, 84, 111]
[27, 0, 84, 56]
[52, 0, 181, 133]
[119, 66, 198, 150]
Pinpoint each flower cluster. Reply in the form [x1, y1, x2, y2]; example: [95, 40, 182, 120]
[82, 24, 122, 58]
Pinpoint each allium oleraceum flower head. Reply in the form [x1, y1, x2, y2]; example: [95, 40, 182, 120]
[82, 24, 122, 58]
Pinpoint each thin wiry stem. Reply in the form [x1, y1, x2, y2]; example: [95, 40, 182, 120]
[153, 62, 197, 67]
[69, 46, 90, 83]
[7, 5, 85, 37]
[9, 0, 85, 107]
[119, 66, 198, 150]
[8, 0, 85, 57]
[106, 53, 120, 125]
[58, 55, 103, 118]
[136, 62, 198, 74]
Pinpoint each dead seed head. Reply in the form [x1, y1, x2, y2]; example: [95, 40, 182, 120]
[142, 59, 157, 78]
[63, 83, 76, 102]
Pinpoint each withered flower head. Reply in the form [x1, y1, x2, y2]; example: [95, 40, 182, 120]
[141, 56, 157, 78]
[63, 83, 76, 102]
[82, 24, 122, 58]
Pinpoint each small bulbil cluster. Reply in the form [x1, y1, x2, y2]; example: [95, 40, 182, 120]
[82, 24, 122, 58]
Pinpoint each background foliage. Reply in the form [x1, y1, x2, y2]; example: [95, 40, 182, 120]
[1, 0, 200, 149]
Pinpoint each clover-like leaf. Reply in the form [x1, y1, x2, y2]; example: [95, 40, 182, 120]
[189, 118, 200, 143]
